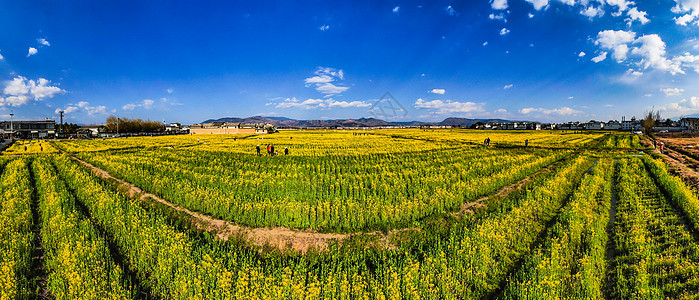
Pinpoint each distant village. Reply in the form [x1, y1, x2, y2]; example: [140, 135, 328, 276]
[2, 116, 699, 140]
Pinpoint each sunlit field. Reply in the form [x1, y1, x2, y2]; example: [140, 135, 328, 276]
[4, 130, 699, 299]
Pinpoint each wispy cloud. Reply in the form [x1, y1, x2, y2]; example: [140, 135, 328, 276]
[414, 98, 485, 114]
[38, 38, 50, 46]
[122, 99, 155, 110]
[274, 97, 370, 109]
[661, 87, 684, 96]
[55, 101, 108, 116]
[491, 0, 508, 10]
[305, 67, 349, 95]
[429, 89, 446, 94]
[500, 28, 510, 36]
[519, 106, 582, 116]
[592, 52, 607, 63]
[503, 84, 513, 89]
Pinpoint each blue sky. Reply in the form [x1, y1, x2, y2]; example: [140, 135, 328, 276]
[1, 0, 699, 124]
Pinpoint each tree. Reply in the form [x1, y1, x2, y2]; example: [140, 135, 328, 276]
[642, 109, 661, 135]
[104, 116, 164, 133]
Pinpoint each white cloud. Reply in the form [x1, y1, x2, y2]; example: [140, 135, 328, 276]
[305, 67, 349, 95]
[674, 13, 697, 26]
[661, 87, 684, 96]
[491, 0, 508, 10]
[525, 0, 549, 10]
[606, 0, 633, 12]
[483, 41, 489, 46]
[445, 6, 456, 16]
[528, 13, 535, 18]
[579, 51, 586, 57]
[1, 76, 65, 107]
[581, 6, 605, 18]
[393, 6, 399, 13]
[429, 89, 446, 94]
[0, 51, 3, 61]
[592, 52, 607, 63]
[632, 34, 683, 75]
[54, 101, 107, 116]
[315, 83, 349, 94]
[595, 30, 636, 61]
[143, 99, 154, 109]
[661, 96, 699, 116]
[568, 96, 574, 99]
[593, 30, 699, 74]
[319, 25, 330, 31]
[604, 104, 614, 107]
[166, 88, 173, 94]
[122, 99, 155, 110]
[55, 106, 78, 114]
[626, 7, 650, 25]
[495, 108, 508, 113]
[519, 106, 582, 115]
[274, 97, 370, 109]
[414, 98, 485, 114]
[504, 84, 513, 89]
[0, 96, 30, 106]
[489, 13, 507, 21]
[673, 52, 699, 73]
[31, 78, 65, 99]
[27, 47, 37, 57]
[500, 28, 510, 36]
[85, 105, 107, 115]
[645, 93, 653, 97]
[38, 38, 50, 46]
[672, 0, 699, 26]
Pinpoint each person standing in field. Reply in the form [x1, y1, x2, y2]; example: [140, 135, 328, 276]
[270, 144, 275, 156]
[659, 141, 664, 154]
[653, 139, 657, 149]
[285, 147, 289, 155]
[525, 139, 529, 147]
[267, 144, 271, 155]
[256, 144, 261, 156]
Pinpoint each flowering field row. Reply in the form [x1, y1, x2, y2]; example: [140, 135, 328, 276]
[0, 158, 34, 298]
[502, 158, 613, 299]
[612, 157, 699, 299]
[75, 146, 565, 231]
[2, 140, 58, 155]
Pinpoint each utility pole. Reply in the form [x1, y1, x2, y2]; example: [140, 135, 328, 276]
[59, 110, 64, 138]
[9, 110, 14, 140]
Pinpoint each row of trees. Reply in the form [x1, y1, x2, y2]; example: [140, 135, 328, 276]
[104, 116, 164, 133]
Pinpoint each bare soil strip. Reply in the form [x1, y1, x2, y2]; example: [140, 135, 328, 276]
[28, 160, 50, 299]
[604, 160, 618, 300]
[62, 151, 551, 253]
[453, 162, 559, 217]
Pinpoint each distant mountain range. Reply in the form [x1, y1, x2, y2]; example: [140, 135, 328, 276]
[201, 116, 519, 128]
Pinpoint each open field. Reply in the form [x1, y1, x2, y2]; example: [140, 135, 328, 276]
[4, 129, 699, 299]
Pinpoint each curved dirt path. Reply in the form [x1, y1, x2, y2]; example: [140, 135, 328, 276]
[59, 149, 553, 253]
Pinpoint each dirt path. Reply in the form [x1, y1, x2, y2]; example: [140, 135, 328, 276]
[641, 138, 699, 188]
[61, 151, 552, 253]
[453, 162, 559, 217]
